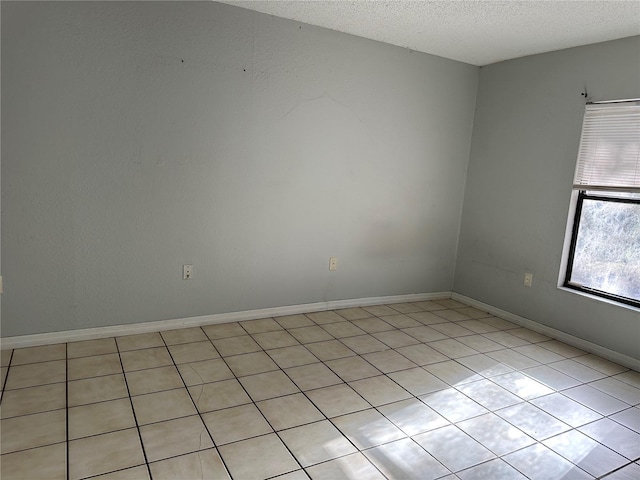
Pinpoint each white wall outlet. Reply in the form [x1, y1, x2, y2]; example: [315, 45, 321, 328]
[183, 264, 193, 280]
[329, 257, 338, 271]
[524, 272, 533, 287]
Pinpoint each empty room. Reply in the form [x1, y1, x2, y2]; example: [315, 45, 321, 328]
[1, 1, 639, 479]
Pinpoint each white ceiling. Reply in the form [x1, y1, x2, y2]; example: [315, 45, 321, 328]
[218, 1, 640, 66]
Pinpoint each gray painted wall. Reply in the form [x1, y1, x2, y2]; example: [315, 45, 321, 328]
[1, 2, 478, 336]
[455, 37, 640, 360]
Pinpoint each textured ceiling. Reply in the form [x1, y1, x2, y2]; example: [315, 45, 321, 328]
[218, 1, 640, 66]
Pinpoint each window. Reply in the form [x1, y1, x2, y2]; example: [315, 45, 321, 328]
[563, 101, 640, 308]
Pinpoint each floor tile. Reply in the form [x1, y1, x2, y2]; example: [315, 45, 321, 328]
[487, 349, 540, 369]
[491, 371, 555, 399]
[239, 370, 300, 401]
[563, 384, 629, 415]
[279, 420, 357, 466]
[218, 433, 299, 480]
[325, 356, 381, 382]
[590, 377, 640, 405]
[0, 382, 66, 418]
[363, 437, 450, 480]
[339, 334, 389, 354]
[139, 415, 214, 462]
[544, 429, 628, 478]
[0, 442, 66, 480]
[68, 373, 128, 406]
[423, 360, 482, 386]
[252, 330, 299, 349]
[274, 314, 315, 328]
[402, 325, 448, 342]
[388, 367, 449, 395]
[602, 462, 640, 480]
[349, 375, 412, 406]
[188, 378, 252, 412]
[572, 354, 628, 375]
[456, 335, 505, 353]
[119, 347, 172, 372]
[92, 465, 150, 479]
[610, 407, 640, 433]
[202, 322, 247, 340]
[408, 311, 448, 325]
[414, 424, 494, 472]
[457, 413, 535, 456]
[514, 344, 565, 364]
[520, 364, 582, 391]
[69, 398, 135, 439]
[430, 321, 475, 337]
[332, 408, 405, 449]
[306, 340, 355, 361]
[321, 321, 367, 338]
[167, 340, 220, 364]
[579, 418, 640, 460]
[126, 365, 184, 395]
[351, 317, 394, 334]
[5, 359, 66, 389]
[177, 358, 234, 386]
[257, 393, 324, 430]
[289, 325, 334, 344]
[305, 452, 385, 480]
[480, 317, 519, 330]
[388, 302, 425, 314]
[285, 362, 343, 390]
[68, 338, 117, 358]
[457, 458, 527, 480]
[530, 392, 602, 427]
[395, 343, 449, 365]
[432, 309, 471, 322]
[116, 332, 165, 352]
[454, 306, 492, 319]
[225, 351, 279, 377]
[0, 349, 12, 367]
[496, 402, 571, 440]
[363, 349, 417, 373]
[305, 311, 345, 324]
[160, 327, 208, 345]
[457, 319, 499, 334]
[377, 398, 449, 435]
[1, 409, 66, 454]
[362, 305, 399, 317]
[537, 340, 586, 358]
[306, 383, 371, 417]
[456, 353, 514, 377]
[378, 313, 422, 328]
[239, 317, 283, 333]
[503, 443, 593, 480]
[508, 328, 551, 344]
[613, 370, 640, 388]
[372, 330, 421, 348]
[1, 366, 7, 387]
[334, 307, 373, 321]
[149, 449, 230, 480]
[267, 345, 319, 368]
[549, 359, 607, 382]
[10, 343, 66, 365]
[202, 403, 273, 445]
[131, 388, 197, 424]
[211, 335, 261, 356]
[457, 378, 522, 410]
[68, 352, 123, 381]
[420, 388, 488, 423]
[69, 428, 144, 480]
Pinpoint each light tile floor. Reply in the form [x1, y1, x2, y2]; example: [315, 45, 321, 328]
[1, 299, 639, 479]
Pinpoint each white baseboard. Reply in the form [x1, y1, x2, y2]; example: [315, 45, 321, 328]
[0, 292, 451, 350]
[451, 293, 640, 371]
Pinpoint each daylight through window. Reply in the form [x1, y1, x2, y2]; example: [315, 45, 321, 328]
[564, 101, 640, 308]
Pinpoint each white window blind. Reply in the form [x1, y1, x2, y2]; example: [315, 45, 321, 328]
[573, 101, 640, 192]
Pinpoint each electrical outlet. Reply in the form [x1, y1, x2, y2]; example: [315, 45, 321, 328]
[524, 272, 533, 287]
[183, 264, 193, 280]
[329, 257, 337, 271]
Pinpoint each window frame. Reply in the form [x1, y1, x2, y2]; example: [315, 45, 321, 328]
[563, 190, 640, 308]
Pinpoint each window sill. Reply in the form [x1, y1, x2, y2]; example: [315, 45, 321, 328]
[557, 286, 640, 313]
